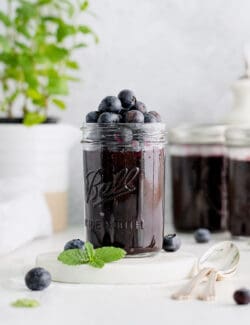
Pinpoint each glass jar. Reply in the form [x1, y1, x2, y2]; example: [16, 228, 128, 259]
[82, 123, 166, 256]
[226, 126, 250, 237]
[169, 124, 227, 232]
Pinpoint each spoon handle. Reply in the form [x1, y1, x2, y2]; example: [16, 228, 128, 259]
[198, 269, 217, 301]
[172, 267, 211, 300]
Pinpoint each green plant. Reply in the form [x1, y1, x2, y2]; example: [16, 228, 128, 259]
[0, 0, 98, 125]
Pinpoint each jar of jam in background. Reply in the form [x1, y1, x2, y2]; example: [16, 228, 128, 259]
[226, 127, 250, 237]
[169, 124, 228, 232]
[82, 123, 166, 256]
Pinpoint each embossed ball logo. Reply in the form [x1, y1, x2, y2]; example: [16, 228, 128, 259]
[85, 167, 140, 206]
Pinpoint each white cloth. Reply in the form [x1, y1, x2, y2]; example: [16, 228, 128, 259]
[0, 178, 52, 256]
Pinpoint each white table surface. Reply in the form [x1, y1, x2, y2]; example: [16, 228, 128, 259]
[1, 227, 250, 325]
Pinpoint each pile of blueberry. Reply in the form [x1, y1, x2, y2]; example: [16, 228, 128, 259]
[86, 89, 162, 124]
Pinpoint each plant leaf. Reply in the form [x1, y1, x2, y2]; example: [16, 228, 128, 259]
[84, 242, 95, 261]
[95, 247, 126, 263]
[48, 76, 68, 95]
[0, 11, 11, 26]
[11, 299, 40, 308]
[66, 60, 79, 70]
[52, 98, 66, 110]
[89, 257, 105, 268]
[57, 248, 89, 265]
[81, 1, 89, 11]
[23, 112, 46, 126]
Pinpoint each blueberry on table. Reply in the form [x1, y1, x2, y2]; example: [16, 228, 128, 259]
[163, 234, 181, 252]
[25, 267, 51, 291]
[234, 289, 250, 305]
[133, 101, 147, 113]
[194, 228, 211, 243]
[98, 112, 121, 123]
[144, 112, 158, 123]
[98, 96, 122, 113]
[118, 89, 136, 109]
[86, 111, 100, 123]
[148, 111, 162, 122]
[64, 239, 85, 251]
[125, 110, 144, 123]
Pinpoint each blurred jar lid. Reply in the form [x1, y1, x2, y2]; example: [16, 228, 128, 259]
[226, 125, 250, 146]
[169, 124, 226, 145]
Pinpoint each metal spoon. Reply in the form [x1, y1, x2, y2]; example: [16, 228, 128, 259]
[198, 241, 240, 301]
[172, 241, 240, 300]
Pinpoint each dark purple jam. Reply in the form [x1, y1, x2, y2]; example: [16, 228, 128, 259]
[228, 158, 250, 236]
[171, 154, 227, 232]
[83, 147, 165, 255]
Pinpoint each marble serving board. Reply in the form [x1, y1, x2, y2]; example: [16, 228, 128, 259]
[36, 251, 197, 284]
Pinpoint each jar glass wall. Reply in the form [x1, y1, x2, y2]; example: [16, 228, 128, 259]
[226, 127, 250, 237]
[169, 124, 228, 232]
[82, 123, 166, 256]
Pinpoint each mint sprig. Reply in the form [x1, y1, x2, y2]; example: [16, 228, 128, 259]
[11, 298, 40, 308]
[57, 242, 126, 268]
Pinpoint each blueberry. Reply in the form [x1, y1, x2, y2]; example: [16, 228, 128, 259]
[64, 238, 85, 251]
[133, 101, 147, 113]
[25, 267, 51, 291]
[114, 127, 133, 144]
[118, 89, 136, 109]
[98, 112, 121, 123]
[86, 111, 100, 123]
[234, 288, 250, 305]
[98, 96, 122, 113]
[148, 111, 162, 122]
[194, 228, 211, 243]
[144, 112, 158, 123]
[125, 110, 144, 123]
[163, 234, 181, 252]
[119, 109, 127, 122]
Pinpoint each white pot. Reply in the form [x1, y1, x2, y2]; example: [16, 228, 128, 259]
[0, 123, 79, 231]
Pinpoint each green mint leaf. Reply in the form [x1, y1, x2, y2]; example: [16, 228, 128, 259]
[57, 248, 89, 265]
[11, 299, 40, 308]
[89, 256, 105, 268]
[95, 247, 126, 263]
[84, 242, 95, 261]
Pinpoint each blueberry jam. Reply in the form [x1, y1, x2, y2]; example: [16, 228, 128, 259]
[83, 146, 165, 255]
[82, 90, 165, 255]
[228, 158, 250, 236]
[171, 154, 228, 232]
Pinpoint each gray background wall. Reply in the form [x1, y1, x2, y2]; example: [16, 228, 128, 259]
[2, 0, 250, 224]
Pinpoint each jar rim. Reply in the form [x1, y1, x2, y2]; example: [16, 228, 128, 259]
[169, 124, 226, 145]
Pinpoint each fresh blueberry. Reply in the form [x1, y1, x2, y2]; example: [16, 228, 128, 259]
[144, 112, 158, 123]
[163, 234, 181, 252]
[119, 109, 127, 122]
[125, 110, 144, 123]
[118, 89, 136, 109]
[98, 112, 121, 123]
[64, 238, 85, 251]
[25, 267, 51, 291]
[98, 96, 122, 113]
[86, 111, 100, 123]
[234, 288, 250, 305]
[148, 111, 162, 122]
[194, 228, 211, 243]
[114, 127, 133, 144]
[133, 101, 147, 113]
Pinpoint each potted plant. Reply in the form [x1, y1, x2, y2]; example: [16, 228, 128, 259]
[0, 0, 97, 231]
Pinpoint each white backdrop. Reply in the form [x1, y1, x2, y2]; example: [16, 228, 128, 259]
[2, 0, 250, 223]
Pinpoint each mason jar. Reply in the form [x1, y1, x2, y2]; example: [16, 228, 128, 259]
[226, 126, 250, 237]
[82, 123, 166, 256]
[169, 124, 227, 232]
